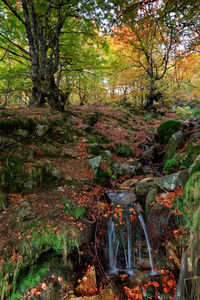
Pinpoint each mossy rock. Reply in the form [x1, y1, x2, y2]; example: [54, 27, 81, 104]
[116, 143, 136, 157]
[192, 206, 200, 232]
[0, 158, 61, 193]
[40, 143, 62, 157]
[182, 140, 200, 169]
[183, 171, 200, 214]
[157, 119, 182, 144]
[189, 159, 200, 177]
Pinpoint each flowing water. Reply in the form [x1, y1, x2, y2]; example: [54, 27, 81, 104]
[107, 190, 155, 276]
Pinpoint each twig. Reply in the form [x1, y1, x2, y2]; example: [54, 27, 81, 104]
[155, 181, 168, 194]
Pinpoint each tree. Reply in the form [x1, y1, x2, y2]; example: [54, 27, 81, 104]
[0, 0, 106, 110]
[111, 1, 182, 108]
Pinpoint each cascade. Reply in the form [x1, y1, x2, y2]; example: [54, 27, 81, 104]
[107, 190, 155, 276]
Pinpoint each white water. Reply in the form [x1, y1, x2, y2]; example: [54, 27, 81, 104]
[138, 213, 156, 275]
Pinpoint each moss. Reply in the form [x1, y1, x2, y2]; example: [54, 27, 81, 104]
[116, 143, 131, 157]
[40, 143, 62, 157]
[0, 117, 36, 134]
[0, 158, 61, 193]
[182, 140, 200, 169]
[157, 119, 182, 144]
[190, 160, 200, 176]
[0, 223, 81, 299]
[183, 171, 200, 215]
[83, 110, 103, 127]
[192, 206, 200, 232]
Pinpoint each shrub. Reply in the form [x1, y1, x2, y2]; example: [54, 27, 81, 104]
[157, 119, 182, 144]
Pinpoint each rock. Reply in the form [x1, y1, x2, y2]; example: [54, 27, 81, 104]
[147, 205, 177, 247]
[113, 163, 136, 177]
[15, 129, 29, 138]
[20, 200, 31, 207]
[135, 182, 157, 198]
[35, 124, 49, 137]
[104, 150, 112, 158]
[89, 156, 102, 175]
[0, 191, 8, 211]
[119, 178, 139, 190]
[18, 208, 36, 220]
[106, 190, 137, 205]
[145, 188, 158, 216]
[191, 131, 200, 140]
[75, 265, 97, 295]
[155, 170, 188, 191]
[140, 143, 163, 163]
[165, 131, 184, 160]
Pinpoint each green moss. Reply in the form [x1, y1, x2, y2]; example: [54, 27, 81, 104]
[83, 110, 103, 127]
[189, 160, 200, 176]
[116, 143, 131, 157]
[0, 117, 36, 133]
[157, 120, 182, 144]
[0, 158, 61, 193]
[0, 224, 81, 299]
[183, 171, 200, 214]
[182, 140, 200, 168]
[40, 143, 62, 157]
[192, 206, 200, 232]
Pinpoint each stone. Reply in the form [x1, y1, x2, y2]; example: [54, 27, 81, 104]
[106, 190, 137, 205]
[191, 131, 200, 140]
[119, 178, 139, 190]
[89, 156, 102, 175]
[35, 124, 49, 137]
[165, 131, 184, 160]
[113, 163, 136, 177]
[145, 188, 158, 216]
[147, 205, 177, 247]
[18, 208, 35, 220]
[20, 200, 31, 207]
[104, 150, 112, 158]
[15, 129, 29, 138]
[0, 191, 8, 211]
[135, 182, 157, 197]
[155, 170, 188, 191]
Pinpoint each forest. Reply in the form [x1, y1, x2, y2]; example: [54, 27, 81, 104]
[0, 0, 200, 299]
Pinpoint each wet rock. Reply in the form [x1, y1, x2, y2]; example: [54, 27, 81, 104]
[119, 178, 139, 190]
[0, 190, 8, 211]
[147, 205, 177, 247]
[89, 156, 102, 175]
[106, 190, 136, 205]
[113, 163, 136, 176]
[155, 170, 188, 191]
[35, 124, 49, 137]
[135, 182, 157, 198]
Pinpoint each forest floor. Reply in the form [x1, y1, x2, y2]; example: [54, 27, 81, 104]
[0, 104, 186, 299]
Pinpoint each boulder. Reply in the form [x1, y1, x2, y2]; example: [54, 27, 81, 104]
[119, 178, 139, 190]
[155, 170, 188, 191]
[89, 156, 102, 175]
[145, 188, 158, 216]
[165, 131, 184, 161]
[0, 191, 8, 211]
[113, 163, 136, 177]
[147, 205, 177, 247]
[135, 182, 157, 198]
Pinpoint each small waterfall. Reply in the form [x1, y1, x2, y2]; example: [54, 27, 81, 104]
[107, 190, 155, 276]
[108, 218, 119, 274]
[138, 213, 156, 275]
